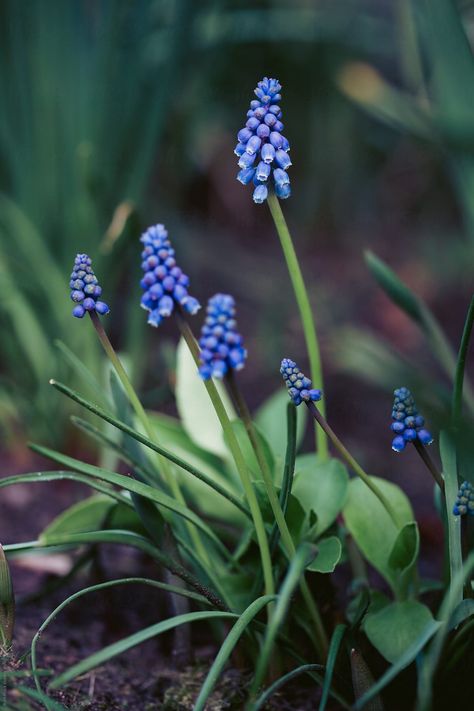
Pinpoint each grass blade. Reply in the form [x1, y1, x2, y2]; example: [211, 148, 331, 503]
[50, 610, 235, 689]
[193, 595, 276, 711]
[253, 664, 324, 711]
[319, 624, 347, 711]
[49, 380, 250, 517]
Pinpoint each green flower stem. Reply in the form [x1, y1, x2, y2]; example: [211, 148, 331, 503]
[175, 311, 275, 606]
[226, 372, 328, 657]
[88, 312, 211, 567]
[267, 194, 328, 460]
[440, 431, 463, 603]
[413, 440, 444, 492]
[306, 401, 400, 527]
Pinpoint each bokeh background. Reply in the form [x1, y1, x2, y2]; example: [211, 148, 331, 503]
[2, 0, 474, 568]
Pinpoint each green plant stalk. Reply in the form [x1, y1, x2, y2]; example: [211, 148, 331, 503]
[439, 432, 463, 603]
[88, 312, 210, 566]
[267, 194, 328, 460]
[306, 401, 400, 526]
[226, 372, 328, 656]
[176, 312, 275, 605]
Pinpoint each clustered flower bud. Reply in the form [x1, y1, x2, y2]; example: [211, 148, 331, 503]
[69, 254, 109, 318]
[280, 358, 322, 406]
[140, 224, 200, 327]
[453, 481, 474, 516]
[198, 294, 247, 380]
[235, 77, 291, 204]
[390, 387, 433, 452]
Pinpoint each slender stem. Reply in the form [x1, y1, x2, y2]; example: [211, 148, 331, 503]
[306, 401, 400, 527]
[440, 431, 463, 603]
[267, 194, 328, 460]
[413, 440, 445, 492]
[88, 312, 211, 566]
[175, 311, 275, 604]
[452, 295, 474, 425]
[226, 372, 328, 657]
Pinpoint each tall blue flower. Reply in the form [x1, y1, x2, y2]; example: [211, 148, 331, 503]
[140, 224, 201, 327]
[235, 77, 291, 204]
[453, 481, 474, 516]
[198, 294, 247, 379]
[69, 254, 109, 318]
[280, 358, 321, 406]
[391, 387, 433, 452]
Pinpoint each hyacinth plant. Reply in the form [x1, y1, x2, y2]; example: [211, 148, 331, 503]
[1, 79, 474, 711]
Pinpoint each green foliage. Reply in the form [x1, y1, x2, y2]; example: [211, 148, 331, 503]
[343, 477, 414, 591]
[293, 456, 349, 536]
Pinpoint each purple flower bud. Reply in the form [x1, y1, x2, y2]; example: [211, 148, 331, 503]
[256, 161, 271, 181]
[253, 184, 268, 203]
[275, 149, 292, 169]
[237, 167, 256, 185]
[261, 143, 276, 164]
[198, 294, 247, 380]
[245, 135, 262, 155]
[69, 254, 109, 318]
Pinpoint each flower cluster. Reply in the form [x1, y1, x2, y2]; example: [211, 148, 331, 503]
[280, 358, 322, 406]
[69, 254, 109, 318]
[140, 224, 200, 327]
[198, 294, 247, 379]
[390, 387, 433, 452]
[453, 481, 474, 516]
[235, 77, 291, 204]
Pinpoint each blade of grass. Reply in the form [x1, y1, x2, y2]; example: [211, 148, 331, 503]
[48, 380, 250, 518]
[49, 610, 237, 689]
[193, 594, 277, 711]
[253, 664, 325, 711]
[319, 624, 347, 711]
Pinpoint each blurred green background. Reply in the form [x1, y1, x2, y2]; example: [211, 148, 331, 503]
[2, 0, 474, 515]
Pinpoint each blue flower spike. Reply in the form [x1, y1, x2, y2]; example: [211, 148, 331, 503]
[391, 387, 433, 453]
[235, 77, 292, 204]
[280, 358, 322, 406]
[453, 481, 474, 516]
[140, 224, 201, 327]
[198, 294, 247, 380]
[70, 254, 109, 318]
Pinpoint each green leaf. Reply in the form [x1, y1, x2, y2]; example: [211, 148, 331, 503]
[343, 477, 413, 590]
[251, 544, 316, 693]
[253, 665, 331, 711]
[364, 601, 440, 664]
[48, 381, 250, 519]
[40, 495, 116, 541]
[255, 389, 307, 470]
[0, 544, 14, 647]
[293, 456, 349, 536]
[306, 536, 342, 574]
[254, 481, 305, 541]
[193, 595, 276, 711]
[365, 250, 423, 324]
[50, 610, 234, 688]
[29, 443, 229, 558]
[175, 338, 236, 459]
[388, 521, 419, 573]
[229, 419, 275, 479]
[319, 623, 346, 711]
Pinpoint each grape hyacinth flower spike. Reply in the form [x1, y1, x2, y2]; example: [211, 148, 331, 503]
[198, 294, 247, 380]
[140, 224, 201, 327]
[280, 358, 322, 406]
[390, 387, 433, 453]
[70, 254, 109, 318]
[453, 481, 474, 516]
[235, 77, 291, 204]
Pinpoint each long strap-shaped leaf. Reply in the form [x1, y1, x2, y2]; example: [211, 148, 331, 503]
[193, 595, 277, 711]
[319, 624, 346, 711]
[49, 609, 238, 690]
[28, 577, 212, 705]
[48, 379, 250, 517]
[253, 664, 324, 711]
[28, 442, 231, 560]
[3, 532, 228, 613]
[0, 470, 131, 507]
[249, 543, 316, 700]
